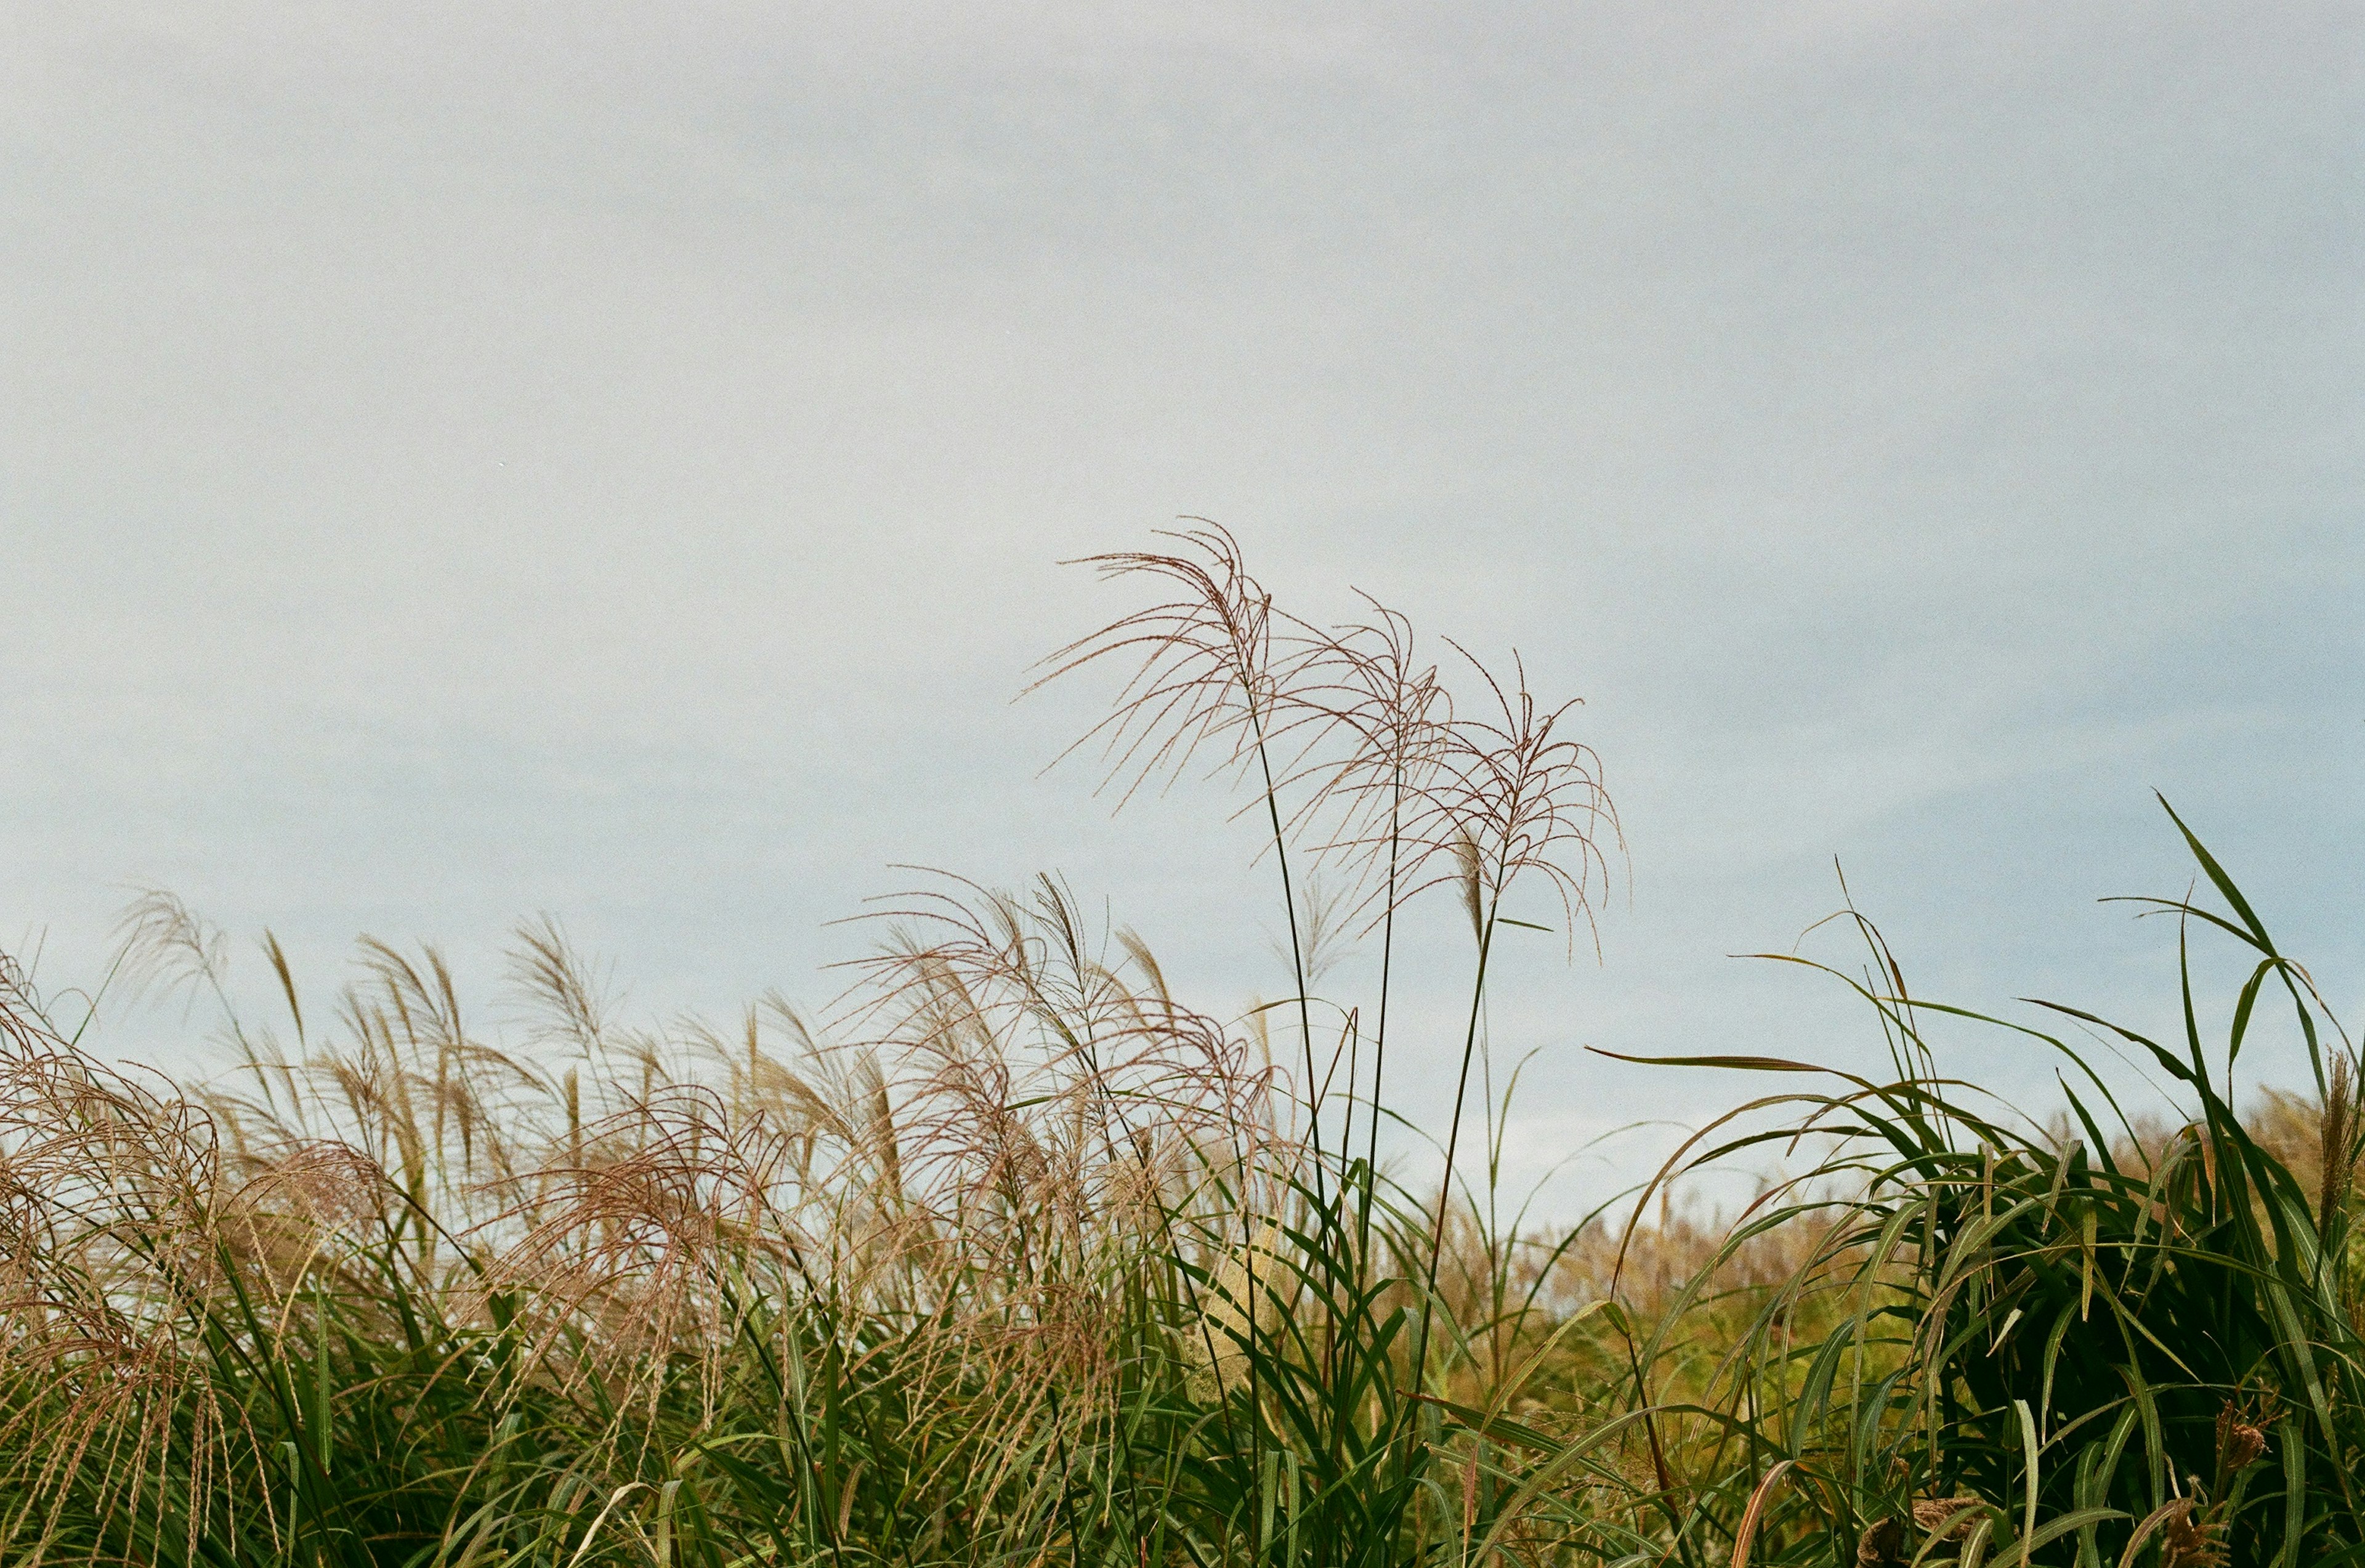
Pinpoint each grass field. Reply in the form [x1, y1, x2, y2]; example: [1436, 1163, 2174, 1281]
[3, 531, 2354, 1566]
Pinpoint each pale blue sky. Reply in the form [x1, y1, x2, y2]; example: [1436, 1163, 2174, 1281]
[6, 1, 2359, 1205]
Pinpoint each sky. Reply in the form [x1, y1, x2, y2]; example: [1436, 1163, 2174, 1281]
[5, 1, 2360, 1211]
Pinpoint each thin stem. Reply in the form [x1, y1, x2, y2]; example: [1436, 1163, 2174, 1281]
[1234, 687, 1308, 1515]
[1248, 697, 1328, 1210]
[1357, 762, 1402, 1280]
[1413, 900, 1498, 1396]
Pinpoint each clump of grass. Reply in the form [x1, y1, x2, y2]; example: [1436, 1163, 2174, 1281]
[0, 528, 2353, 1568]
[1603, 801, 2363, 1566]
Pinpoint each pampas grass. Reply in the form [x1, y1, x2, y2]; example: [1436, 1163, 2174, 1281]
[1, 530, 2355, 1566]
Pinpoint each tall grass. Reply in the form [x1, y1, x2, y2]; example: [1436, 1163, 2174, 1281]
[0, 530, 2351, 1566]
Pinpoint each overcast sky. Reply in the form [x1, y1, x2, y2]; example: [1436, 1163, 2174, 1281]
[6, 1, 2359, 1206]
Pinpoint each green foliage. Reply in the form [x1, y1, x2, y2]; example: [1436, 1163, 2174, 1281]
[1612, 799, 2363, 1566]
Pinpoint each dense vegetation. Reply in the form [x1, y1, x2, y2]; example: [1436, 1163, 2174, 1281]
[2, 531, 2354, 1566]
